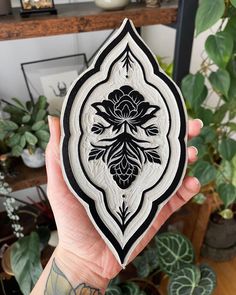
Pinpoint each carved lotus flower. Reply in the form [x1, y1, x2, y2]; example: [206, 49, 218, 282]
[92, 85, 160, 133]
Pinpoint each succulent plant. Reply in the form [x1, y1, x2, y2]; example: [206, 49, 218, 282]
[0, 96, 49, 157]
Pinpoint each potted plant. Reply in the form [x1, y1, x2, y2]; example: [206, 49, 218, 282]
[0, 172, 54, 295]
[0, 96, 50, 168]
[106, 232, 216, 295]
[181, 0, 236, 261]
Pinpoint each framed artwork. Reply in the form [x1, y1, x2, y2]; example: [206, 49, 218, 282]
[20, 0, 57, 16]
[21, 54, 88, 115]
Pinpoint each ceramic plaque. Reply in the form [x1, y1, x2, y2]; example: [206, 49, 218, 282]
[61, 19, 187, 266]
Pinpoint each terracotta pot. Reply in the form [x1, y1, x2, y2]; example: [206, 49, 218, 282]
[0, 0, 11, 15]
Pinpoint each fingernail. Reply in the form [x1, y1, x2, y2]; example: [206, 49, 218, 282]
[195, 119, 203, 128]
[190, 146, 198, 155]
[192, 177, 200, 187]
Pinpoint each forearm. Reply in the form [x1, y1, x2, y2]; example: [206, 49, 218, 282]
[31, 246, 109, 295]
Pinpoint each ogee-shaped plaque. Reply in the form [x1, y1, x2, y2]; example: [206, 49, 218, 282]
[61, 19, 187, 266]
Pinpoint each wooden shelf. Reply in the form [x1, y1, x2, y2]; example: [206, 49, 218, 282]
[0, 1, 178, 41]
[5, 162, 46, 192]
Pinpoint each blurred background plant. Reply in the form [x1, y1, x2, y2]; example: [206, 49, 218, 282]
[0, 96, 49, 166]
[182, 0, 236, 219]
[106, 233, 216, 295]
[181, 0, 236, 260]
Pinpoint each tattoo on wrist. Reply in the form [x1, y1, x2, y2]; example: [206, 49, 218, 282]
[44, 259, 102, 295]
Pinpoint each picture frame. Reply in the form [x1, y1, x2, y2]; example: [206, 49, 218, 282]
[20, 0, 57, 17]
[21, 54, 88, 115]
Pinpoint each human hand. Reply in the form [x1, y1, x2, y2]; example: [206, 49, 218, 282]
[45, 116, 202, 291]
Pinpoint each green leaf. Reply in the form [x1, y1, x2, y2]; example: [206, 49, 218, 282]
[228, 122, 236, 131]
[205, 32, 234, 68]
[10, 232, 43, 295]
[219, 138, 236, 160]
[133, 255, 151, 278]
[213, 103, 229, 123]
[200, 126, 217, 144]
[196, 107, 214, 126]
[209, 69, 230, 97]
[121, 282, 144, 295]
[192, 161, 217, 186]
[38, 140, 48, 150]
[133, 246, 159, 278]
[35, 109, 47, 122]
[216, 160, 233, 187]
[195, 0, 225, 35]
[224, 16, 236, 40]
[227, 57, 236, 80]
[217, 183, 236, 208]
[232, 154, 236, 186]
[8, 133, 21, 147]
[231, 0, 236, 8]
[20, 135, 26, 148]
[25, 131, 38, 146]
[168, 264, 216, 295]
[181, 73, 206, 111]
[188, 136, 207, 159]
[35, 130, 50, 142]
[193, 193, 207, 205]
[32, 120, 45, 131]
[228, 80, 236, 101]
[26, 101, 33, 112]
[155, 232, 194, 276]
[12, 145, 23, 157]
[37, 96, 47, 110]
[106, 285, 122, 295]
[0, 120, 18, 131]
[0, 130, 7, 141]
[219, 208, 234, 219]
[3, 104, 25, 117]
[11, 97, 27, 111]
[22, 114, 31, 123]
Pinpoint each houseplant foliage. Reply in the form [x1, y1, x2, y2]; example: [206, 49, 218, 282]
[106, 233, 216, 295]
[0, 96, 49, 157]
[182, 0, 236, 220]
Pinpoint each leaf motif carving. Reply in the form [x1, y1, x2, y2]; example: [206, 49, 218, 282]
[144, 150, 161, 164]
[88, 148, 105, 161]
[145, 124, 159, 136]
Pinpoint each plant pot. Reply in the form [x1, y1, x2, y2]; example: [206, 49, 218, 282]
[201, 217, 236, 261]
[95, 0, 129, 10]
[21, 148, 45, 168]
[0, 0, 11, 15]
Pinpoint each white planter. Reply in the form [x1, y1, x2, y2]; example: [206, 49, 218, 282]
[21, 148, 45, 168]
[95, 0, 129, 10]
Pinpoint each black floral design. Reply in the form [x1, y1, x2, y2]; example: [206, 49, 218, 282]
[89, 85, 161, 189]
[117, 196, 130, 233]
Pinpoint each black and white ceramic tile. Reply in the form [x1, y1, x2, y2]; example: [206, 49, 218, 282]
[61, 19, 187, 266]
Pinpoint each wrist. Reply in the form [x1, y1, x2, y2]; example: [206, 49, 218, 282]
[54, 245, 109, 293]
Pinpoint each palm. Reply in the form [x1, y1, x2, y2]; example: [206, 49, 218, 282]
[46, 117, 201, 280]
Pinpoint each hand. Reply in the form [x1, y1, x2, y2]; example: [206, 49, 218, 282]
[45, 117, 202, 291]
